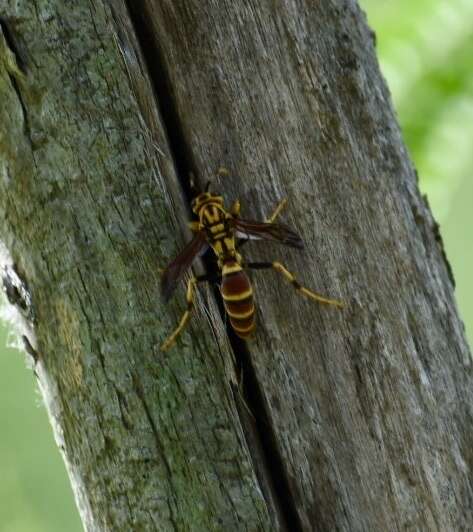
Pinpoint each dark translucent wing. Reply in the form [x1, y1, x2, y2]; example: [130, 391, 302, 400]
[232, 218, 304, 249]
[161, 231, 208, 302]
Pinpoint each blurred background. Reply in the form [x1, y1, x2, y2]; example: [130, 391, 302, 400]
[0, 2, 471, 530]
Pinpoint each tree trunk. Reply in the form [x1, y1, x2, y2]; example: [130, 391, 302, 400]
[1, 1, 472, 531]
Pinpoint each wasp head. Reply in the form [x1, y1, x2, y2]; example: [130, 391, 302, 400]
[191, 186, 224, 215]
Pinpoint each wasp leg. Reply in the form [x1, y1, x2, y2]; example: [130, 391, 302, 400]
[188, 221, 200, 232]
[218, 166, 230, 178]
[266, 198, 287, 223]
[236, 198, 288, 251]
[161, 273, 219, 351]
[235, 198, 288, 251]
[246, 261, 344, 308]
[230, 199, 241, 216]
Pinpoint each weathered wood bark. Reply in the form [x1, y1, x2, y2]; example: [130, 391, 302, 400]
[1, 1, 472, 531]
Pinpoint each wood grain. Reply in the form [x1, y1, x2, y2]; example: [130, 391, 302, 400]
[0, 1, 472, 530]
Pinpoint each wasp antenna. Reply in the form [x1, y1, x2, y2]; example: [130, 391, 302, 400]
[217, 166, 230, 178]
[205, 180, 211, 192]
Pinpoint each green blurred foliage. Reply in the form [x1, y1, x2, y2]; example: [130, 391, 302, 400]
[362, 0, 473, 220]
[360, 0, 472, 348]
[0, 3, 471, 531]
[0, 329, 81, 532]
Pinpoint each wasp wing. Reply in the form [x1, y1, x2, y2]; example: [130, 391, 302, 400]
[161, 231, 208, 302]
[232, 218, 304, 249]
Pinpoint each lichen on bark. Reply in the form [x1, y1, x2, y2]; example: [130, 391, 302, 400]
[1, 1, 472, 531]
[0, 1, 272, 530]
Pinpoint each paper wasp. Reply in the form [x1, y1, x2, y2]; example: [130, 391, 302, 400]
[160, 183, 343, 351]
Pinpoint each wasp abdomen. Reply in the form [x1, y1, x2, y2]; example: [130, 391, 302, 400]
[220, 263, 255, 339]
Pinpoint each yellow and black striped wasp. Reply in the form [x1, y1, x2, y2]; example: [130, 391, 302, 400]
[160, 183, 343, 350]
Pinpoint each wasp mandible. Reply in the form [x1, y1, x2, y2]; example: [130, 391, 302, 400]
[160, 183, 343, 350]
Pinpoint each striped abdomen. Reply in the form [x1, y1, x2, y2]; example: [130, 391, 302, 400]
[220, 263, 255, 339]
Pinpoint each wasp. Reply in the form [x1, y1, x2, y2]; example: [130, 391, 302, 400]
[160, 183, 343, 350]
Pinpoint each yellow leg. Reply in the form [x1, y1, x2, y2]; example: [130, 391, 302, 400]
[188, 221, 200, 232]
[161, 277, 198, 351]
[230, 199, 241, 216]
[218, 166, 230, 177]
[272, 261, 344, 308]
[266, 198, 287, 223]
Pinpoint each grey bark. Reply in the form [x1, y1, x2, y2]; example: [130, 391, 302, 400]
[0, 1, 472, 532]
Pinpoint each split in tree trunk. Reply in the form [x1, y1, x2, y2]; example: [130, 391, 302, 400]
[0, 1, 472, 531]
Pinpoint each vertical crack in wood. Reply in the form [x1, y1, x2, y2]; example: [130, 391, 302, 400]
[123, 3, 304, 530]
[122, 2, 196, 201]
[0, 17, 27, 72]
[0, 19, 32, 149]
[229, 332, 304, 532]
